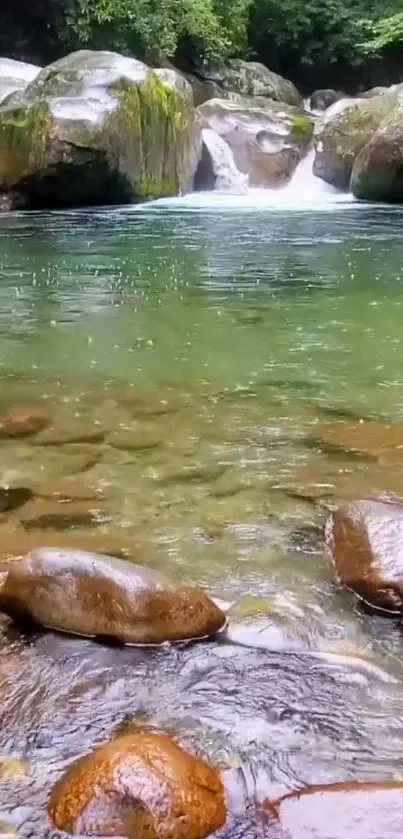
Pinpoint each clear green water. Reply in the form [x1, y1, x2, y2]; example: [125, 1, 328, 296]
[2, 203, 403, 836]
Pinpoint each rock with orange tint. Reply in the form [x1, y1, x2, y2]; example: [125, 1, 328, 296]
[48, 730, 226, 839]
[0, 548, 226, 643]
[0, 406, 49, 438]
[305, 419, 403, 463]
[264, 779, 403, 838]
[326, 499, 403, 614]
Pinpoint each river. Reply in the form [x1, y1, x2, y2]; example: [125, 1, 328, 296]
[1, 186, 403, 836]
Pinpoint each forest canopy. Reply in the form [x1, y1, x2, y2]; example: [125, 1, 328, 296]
[2, 0, 403, 89]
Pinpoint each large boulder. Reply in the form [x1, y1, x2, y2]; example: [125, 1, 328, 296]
[0, 50, 201, 208]
[215, 60, 302, 107]
[313, 89, 400, 190]
[49, 730, 226, 838]
[264, 780, 403, 838]
[0, 57, 40, 106]
[351, 94, 403, 201]
[309, 89, 347, 113]
[325, 499, 403, 614]
[196, 97, 313, 189]
[0, 548, 226, 643]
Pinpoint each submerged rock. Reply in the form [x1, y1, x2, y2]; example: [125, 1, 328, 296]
[264, 779, 403, 838]
[313, 89, 400, 189]
[351, 94, 403, 201]
[0, 50, 201, 208]
[326, 499, 403, 614]
[0, 57, 40, 106]
[0, 548, 226, 643]
[304, 419, 403, 462]
[216, 60, 302, 107]
[197, 97, 313, 188]
[0, 486, 32, 513]
[0, 405, 49, 438]
[48, 730, 226, 838]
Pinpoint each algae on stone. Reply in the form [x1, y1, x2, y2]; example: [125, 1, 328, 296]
[0, 50, 202, 207]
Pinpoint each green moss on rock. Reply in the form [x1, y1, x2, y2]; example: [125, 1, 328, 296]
[0, 50, 202, 207]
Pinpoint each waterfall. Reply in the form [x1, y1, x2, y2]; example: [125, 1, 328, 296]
[267, 147, 341, 202]
[200, 128, 248, 194]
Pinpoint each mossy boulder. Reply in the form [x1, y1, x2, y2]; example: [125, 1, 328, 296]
[313, 89, 401, 190]
[351, 94, 403, 201]
[49, 730, 226, 838]
[196, 97, 313, 189]
[0, 57, 40, 106]
[215, 60, 302, 107]
[0, 548, 226, 644]
[0, 50, 201, 208]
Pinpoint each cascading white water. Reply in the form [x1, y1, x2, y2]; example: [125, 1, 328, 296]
[148, 140, 356, 210]
[263, 147, 342, 203]
[201, 128, 248, 194]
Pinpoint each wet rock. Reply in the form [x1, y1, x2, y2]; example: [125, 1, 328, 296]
[209, 469, 247, 498]
[33, 479, 104, 502]
[326, 499, 403, 614]
[117, 388, 183, 417]
[310, 89, 346, 112]
[0, 50, 201, 208]
[217, 60, 302, 107]
[108, 427, 163, 452]
[0, 57, 40, 106]
[34, 425, 105, 446]
[51, 451, 100, 475]
[20, 499, 109, 530]
[304, 419, 403, 462]
[151, 458, 225, 484]
[197, 97, 313, 188]
[313, 89, 400, 189]
[0, 486, 32, 513]
[351, 94, 403, 202]
[0, 548, 226, 643]
[0, 406, 49, 438]
[264, 779, 403, 838]
[49, 730, 226, 838]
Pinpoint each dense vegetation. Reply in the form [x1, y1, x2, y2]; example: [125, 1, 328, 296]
[2, 0, 403, 90]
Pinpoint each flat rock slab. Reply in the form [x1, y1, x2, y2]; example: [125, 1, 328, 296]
[264, 780, 403, 838]
[326, 499, 403, 613]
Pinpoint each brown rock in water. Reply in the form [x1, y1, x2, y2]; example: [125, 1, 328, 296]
[0, 548, 226, 643]
[35, 425, 105, 446]
[305, 419, 403, 462]
[20, 499, 109, 530]
[264, 779, 403, 838]
[0, 406, 49, 438]
[0, 486, 32, 513]
[326, 499, 403, 613]
[49, 730, 226, 838]
[108, 427, 163, 451]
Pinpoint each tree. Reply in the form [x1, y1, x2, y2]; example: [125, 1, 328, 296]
[65, 0, 251, 65]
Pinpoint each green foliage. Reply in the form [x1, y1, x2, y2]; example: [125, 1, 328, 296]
[65, 0, 251, 64]
[360, 9, 403, 55]
[248, 0, 366, 68]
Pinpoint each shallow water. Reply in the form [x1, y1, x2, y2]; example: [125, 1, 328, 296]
[1, 201, 403, 836]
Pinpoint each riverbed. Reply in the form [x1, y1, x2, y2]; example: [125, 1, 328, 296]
[1, 199, 403, 837]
